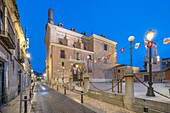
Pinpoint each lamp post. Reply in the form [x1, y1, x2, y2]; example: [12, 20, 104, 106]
[62, 67, 64, 87]
[146, 29, 155, 96]
[128, 36, 135, 69]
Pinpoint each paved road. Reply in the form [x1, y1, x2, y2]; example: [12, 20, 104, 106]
[30, 82, 95, 113]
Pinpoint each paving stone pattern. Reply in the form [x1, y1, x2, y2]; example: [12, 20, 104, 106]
[30, 82, 95, 113]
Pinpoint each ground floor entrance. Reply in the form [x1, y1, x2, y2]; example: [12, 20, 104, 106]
[72, 63, 86, 87]
[0, 61, 5, 107]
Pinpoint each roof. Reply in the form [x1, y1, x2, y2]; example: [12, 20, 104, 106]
[162, 58, 170, 60]
[47, 23, 117, 45]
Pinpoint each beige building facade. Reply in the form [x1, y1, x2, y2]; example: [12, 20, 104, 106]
[45, 9, 117, 84]
[0, 0, 31, 107]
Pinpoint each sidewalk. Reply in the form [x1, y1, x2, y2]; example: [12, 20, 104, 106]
[51, 85, 135, 113]
[0, 87, 32, 113]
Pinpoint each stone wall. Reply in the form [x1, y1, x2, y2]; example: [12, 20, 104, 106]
[51, 44, 94, 83]
[87, 89, 170, 113]
[93, 35, 117, 79]
[134, 71, 164, 83]
[164, 69, 170, 80]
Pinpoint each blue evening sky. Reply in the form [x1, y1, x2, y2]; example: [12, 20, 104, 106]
[16, 0, 170, 73]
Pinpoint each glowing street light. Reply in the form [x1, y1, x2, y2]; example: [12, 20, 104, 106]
[146, 29, 155, 96]
[146, 29, 155, 41]
[87, 55, 90, 59]
[26, 52, 30, 58]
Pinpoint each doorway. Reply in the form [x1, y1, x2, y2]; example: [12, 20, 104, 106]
[144, 75, 149, 81]
[0, 61, 5, 107]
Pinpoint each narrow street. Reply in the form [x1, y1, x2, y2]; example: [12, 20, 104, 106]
[30, 82, 95, 113]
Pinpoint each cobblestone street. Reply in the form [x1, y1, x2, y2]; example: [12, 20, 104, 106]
[30, 82, 95, 113]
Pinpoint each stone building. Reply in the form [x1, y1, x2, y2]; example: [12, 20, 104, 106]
[112, 64, 140, 80]
[0, 0, 31, 107]
[135, 58, 170, 83]
[135, 57, 170, 83]
[45, 9, 117, 84]
[161, 58, 170, 70]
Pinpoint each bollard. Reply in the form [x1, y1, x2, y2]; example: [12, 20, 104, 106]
[81, 91, 83, 103]
[29, 90, 31, 99]
[143, 106, 149, 113]
[64, 87, 66, 95]
[24, 96, 27, 113]
[112, 79, 114, 92]
[119, 80, 122, 93]
[117, 80, 120, 93]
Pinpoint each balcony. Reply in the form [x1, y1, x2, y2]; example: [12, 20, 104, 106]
[0, 30, 16, 49]
[18, 50, 24, 63]
[18, 56, 24, 63]
[73, 42, 81, 49]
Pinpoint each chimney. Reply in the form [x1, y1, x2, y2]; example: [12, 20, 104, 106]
[70, 27, 76, 31]
[58, 22, 63, 27]
[81, 32, 86, 35]
[101, 34, 106, 37]
[48, 8, 54, 24]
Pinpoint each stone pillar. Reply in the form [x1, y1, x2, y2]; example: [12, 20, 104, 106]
[69, 77, 73, 90]
[84, 77, 89, 94]
[124, 69, 134, 110]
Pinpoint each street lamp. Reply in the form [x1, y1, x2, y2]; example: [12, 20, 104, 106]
[128, 36, 135, 69]
[26, 52, 30, 58]
[87, 55, 90, 59]
[146, 29, 155, 96]
[76, 64, 79, 68]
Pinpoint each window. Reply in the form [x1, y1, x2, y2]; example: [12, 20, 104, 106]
[104, 44, 107, 51]
[0, 10, 3, 22]
[76, 52, 80, 60]
[62, 62, 64, 66]
[144, 75, 149, 81]
[60, 50, 65, 58]
[84, 44, 87, 50]
[87, 55, 92, 73]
